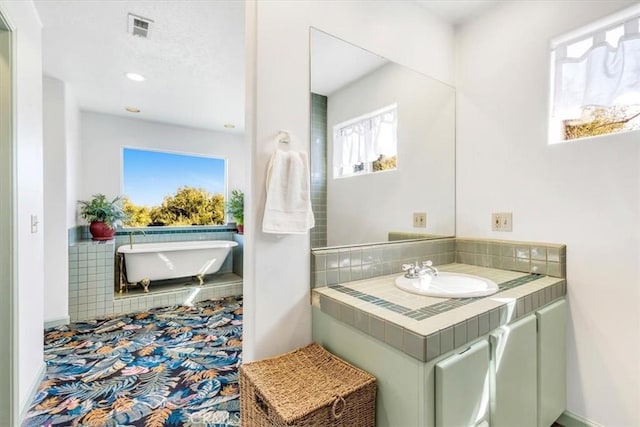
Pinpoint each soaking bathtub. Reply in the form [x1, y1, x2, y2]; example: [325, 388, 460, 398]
[117, 240, 238, 292]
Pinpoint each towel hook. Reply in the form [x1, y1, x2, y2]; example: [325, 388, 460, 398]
[277, 130, 290, 144]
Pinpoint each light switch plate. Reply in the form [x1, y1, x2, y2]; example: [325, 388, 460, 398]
[30, 215, 38, 234]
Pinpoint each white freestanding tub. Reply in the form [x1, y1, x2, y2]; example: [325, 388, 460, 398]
[117, 240, 238, 291]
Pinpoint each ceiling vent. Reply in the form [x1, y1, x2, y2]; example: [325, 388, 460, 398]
[128, 13, 153, 38]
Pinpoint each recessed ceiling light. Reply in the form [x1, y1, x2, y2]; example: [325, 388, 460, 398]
[224, 123, 235, 129]
[125, 72, 146, 82]
[125, 106, 141, 113]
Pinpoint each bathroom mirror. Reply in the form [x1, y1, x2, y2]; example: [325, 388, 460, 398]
[310, 28, 455, 249]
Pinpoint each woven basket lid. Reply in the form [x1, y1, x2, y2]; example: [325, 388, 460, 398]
[241, 343, 375, 424]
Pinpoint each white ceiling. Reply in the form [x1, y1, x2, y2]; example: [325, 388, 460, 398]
[310, 0, 504, 96]
[416, 0, 502, 25]
[33, 1, 500, 134]
[310, 29, 388, 96]
[34, 0, 245, 133]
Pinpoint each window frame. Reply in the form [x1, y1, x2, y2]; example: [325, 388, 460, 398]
[548, 4, 640, 144]
[120, 146, 229, 228]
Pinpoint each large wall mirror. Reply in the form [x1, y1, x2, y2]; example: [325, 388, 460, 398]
[309, 28, 455, 249]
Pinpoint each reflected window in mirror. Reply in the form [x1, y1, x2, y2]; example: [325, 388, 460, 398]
[333, 104, 397, 179]
[310, 28, 456, 249]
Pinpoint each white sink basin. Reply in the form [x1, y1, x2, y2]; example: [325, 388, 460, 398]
[395, 272, 499, 298]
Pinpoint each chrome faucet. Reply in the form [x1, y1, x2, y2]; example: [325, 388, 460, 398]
[402, 260, 439, 279]
[129, 230, 146, 249]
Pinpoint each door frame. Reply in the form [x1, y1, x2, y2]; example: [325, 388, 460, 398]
[0, 5, 17, 425]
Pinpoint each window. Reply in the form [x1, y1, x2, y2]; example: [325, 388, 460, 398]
[549, 7, 640, 143]
[333, 104, 397, 178]
[122, 148, 226, 227]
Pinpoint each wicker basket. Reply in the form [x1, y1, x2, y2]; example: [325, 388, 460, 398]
[240, 343, 376, 426]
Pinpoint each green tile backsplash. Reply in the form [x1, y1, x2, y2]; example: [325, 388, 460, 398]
[455, 238, 566, 278]
[311, 238, 457, 287]
[310, 93, 328, 248]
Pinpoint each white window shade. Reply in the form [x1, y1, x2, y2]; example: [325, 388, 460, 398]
[553, 17, 640, 120]
[333, 105, 397, 174]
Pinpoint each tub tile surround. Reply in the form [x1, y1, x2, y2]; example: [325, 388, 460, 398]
[112, 279, 243, 318]
[69, 224, 238, 244]
[68, 227, 243, 322]
[311, 237, 567, 362]
[233, 233, 244, 277]
[114, 227, 237, 247]
[68, 241, 116, 322]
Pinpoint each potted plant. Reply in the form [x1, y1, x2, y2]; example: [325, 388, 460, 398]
[78, 194, 127, 240]
[227, 189, 244, 234]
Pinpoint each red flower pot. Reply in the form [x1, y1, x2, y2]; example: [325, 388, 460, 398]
[89, 221, 116, 241]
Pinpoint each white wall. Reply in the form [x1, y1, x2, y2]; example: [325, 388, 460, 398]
[245, 0, 455, 361]
[455, 1, 639, 425]
[43, 76, 78, 325]
[327, 62, 455, 246]
[80, 112, 246, 203]
[66, 80, 80, 227]
[0, 0, 45, 417]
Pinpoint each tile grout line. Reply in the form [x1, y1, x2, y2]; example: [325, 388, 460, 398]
[328, 273, 542, 321]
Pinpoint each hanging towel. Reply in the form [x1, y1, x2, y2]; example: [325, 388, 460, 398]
[262, 148, 315, 234]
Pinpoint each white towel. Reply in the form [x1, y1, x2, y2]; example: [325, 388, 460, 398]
[262, 149, 315, 234]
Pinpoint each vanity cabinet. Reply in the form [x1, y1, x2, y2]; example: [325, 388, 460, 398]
[312, 298, 566, 427]
[433, 314, 537, 427]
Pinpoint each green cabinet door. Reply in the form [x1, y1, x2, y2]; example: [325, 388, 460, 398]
[435, 340, 490, 427]
[490, 314, 538, 427]
[537, 299, 567, 427]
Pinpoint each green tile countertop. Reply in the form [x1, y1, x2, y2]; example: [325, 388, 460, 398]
[312, 263, 566, 362]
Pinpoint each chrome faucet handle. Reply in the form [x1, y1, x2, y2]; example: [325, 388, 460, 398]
[422, 260, 439, 276]
[402, 263, 418, 278]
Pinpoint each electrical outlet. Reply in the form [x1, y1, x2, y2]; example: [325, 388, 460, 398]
[491, 212, 512, 232]
[413, 212, 427, 228]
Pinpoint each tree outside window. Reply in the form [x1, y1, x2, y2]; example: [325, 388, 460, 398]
[122, 148, 226, 227]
